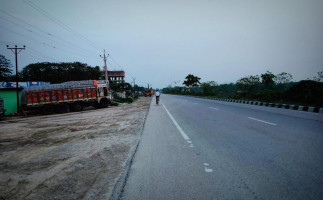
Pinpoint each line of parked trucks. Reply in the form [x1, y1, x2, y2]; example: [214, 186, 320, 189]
[21, 80, 112, 115]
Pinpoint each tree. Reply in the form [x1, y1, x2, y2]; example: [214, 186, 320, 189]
[261, 71, 276, 85]
[237, 75, 260, 88]
[201, 81, 218, 95]
[20, 62, 101, 83]
[183, 74, 201, 87]
[236, 75, 260, 98]
[285, 80, 323, 107]
[313, 71, 323, 82]
[0, 54, 13, 81]
[110, 82, 132, 92]
[274, 72, 293, 84]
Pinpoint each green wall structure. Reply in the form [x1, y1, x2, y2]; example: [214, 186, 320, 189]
[0, 89, 23, 115]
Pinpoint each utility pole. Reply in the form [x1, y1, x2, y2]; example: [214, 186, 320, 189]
[100, 50, 109, 84]
[7, 45, 25, 113]
[131, 77, 136, 97]
[131, 76, 136, 88]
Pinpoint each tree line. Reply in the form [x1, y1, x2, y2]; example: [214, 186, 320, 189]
[163, 71, 323, 107]
[1, 58, 101, 84]
[0, 54, 142, 93]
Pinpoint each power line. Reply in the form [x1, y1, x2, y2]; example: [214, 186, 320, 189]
[23, 0, 104, 51]
[0, 26, 100, 61]
[0, 25, 57, 49]
[27, 47, 60, 62]
[0, 10, 100, 57]
[23, 51, 47, 62]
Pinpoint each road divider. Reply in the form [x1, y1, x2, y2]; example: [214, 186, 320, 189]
[197, 97, 323, 114]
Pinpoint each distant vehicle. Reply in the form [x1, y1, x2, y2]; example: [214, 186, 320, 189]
[143, 89, 154, 97]
[21, 80, 112, 115]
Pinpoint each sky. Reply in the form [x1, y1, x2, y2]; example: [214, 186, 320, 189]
[0, 0, 322, 89]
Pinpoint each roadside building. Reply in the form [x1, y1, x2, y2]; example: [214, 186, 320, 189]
[0, 81, 49, 115]
[101, 69, 125, 83]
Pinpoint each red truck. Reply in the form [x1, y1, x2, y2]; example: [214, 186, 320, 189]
[21, 80, 112, 115]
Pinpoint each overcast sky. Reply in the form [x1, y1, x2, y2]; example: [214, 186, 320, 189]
[1, 0, 322, 88]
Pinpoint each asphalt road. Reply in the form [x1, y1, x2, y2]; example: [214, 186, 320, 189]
[121, 94, 323, 200]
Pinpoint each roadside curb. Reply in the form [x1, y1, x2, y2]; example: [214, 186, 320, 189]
[175, 94, 322, 114]
[109, 97, 152, 200]
[208, 97, 322, 114]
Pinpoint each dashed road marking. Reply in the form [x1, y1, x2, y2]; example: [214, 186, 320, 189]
[248, 117, 277, 126]
[210, 107, 219, 110]
[203, 163, 213, 172]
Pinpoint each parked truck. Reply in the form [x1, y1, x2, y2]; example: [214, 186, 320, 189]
[21, 80, 112, 115]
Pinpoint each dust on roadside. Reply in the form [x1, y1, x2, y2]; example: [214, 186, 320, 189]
[0, 97, 151, 200]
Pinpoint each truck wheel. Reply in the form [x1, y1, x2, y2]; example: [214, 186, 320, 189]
[99, 99, 108, 108]
[42, 105, 55, 115]
[72, 103, 83, 112]
[56, 104, 68, 113]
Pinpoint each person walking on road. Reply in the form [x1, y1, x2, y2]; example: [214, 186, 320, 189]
[155, 89, 160, 104]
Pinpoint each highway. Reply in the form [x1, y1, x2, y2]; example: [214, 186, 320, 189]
[120, 94, 323, 200]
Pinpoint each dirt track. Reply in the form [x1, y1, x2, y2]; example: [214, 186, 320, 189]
[0, 97, 151, 200]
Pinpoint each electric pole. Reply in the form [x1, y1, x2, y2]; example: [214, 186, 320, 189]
[100, 50, 109, 84]
[131, 76, 136, 88]
[7, 45, 25, 113]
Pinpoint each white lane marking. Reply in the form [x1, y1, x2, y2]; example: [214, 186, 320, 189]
[193, 103, 198, 105]
[204, 167, 213, 173]
[203, 163, 213, 172]
[189, 144, 194, 148]
[210, 107, 219, 110]
[187, 141, 192, 144]
[248, 117, 277, 126]
[162, 104, 190, 141]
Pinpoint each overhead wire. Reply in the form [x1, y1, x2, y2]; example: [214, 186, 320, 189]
[0, 25, 101, 61]
[0, 25, 57, 49]
[22, 0, 104, 52]
[23, 51, 47, 62]
[0, 10, 100, 58]
[3, 1, 130, 78]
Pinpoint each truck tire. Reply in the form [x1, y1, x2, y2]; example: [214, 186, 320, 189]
[56, 104, 68, 113]
[42, 105, 55, 115]
[72, 103, 83, 112]
[99, 99, 108, 108]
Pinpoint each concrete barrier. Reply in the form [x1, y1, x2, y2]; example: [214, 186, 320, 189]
[208, 97, 322, 114]
[289, 105, 297, 110]
[308, 107, 315, 112]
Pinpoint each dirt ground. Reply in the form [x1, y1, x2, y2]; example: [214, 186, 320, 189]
[0, 97, 151, 200]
